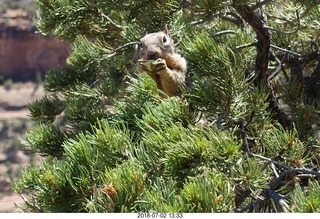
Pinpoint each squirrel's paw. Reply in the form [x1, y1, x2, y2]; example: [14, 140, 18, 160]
[153, 58, 167, 74]
[138, 59, 153, 72]
[138, 58, 167, 73]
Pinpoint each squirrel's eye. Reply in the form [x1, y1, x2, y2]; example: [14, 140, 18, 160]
[162, 36, 167, 43]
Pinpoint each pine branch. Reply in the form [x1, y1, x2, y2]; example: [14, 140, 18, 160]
[296, 1, 320, 21]
[16, 0, 320, 213]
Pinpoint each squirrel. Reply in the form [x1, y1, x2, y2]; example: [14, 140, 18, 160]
[138, 25, 187, 97]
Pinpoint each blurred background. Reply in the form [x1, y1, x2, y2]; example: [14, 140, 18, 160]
[0, 0, 70, 212]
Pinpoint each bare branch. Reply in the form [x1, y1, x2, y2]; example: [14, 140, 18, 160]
[270, 168, 320, 190]
[270, 163, 279, 178]
[212, 30, 236, 38]
[264, 25, 298, 35]
[191, 19, 204, 25]
[267, 15, 295, 24]
[270, 44, 301, 57]
[106, 41, 140, 58]
[222, 11, 244, 27]
[233, 1, 292, 127]
[114, 41, 140, 53]
[267, 79, 292, 127]
[236, 42, 257, 50]
[268, 50, 286, 81]
[101, 13, 126, 30]
[247, 152, 290, 169]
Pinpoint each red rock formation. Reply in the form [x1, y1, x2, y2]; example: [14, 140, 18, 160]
[0, 9, 70, 80]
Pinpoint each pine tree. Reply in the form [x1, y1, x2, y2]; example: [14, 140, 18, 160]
[13, 0, 320, 213]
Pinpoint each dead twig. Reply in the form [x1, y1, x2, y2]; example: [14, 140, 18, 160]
[270, 163, 279, 178]
[222, 12, 245, 27]
[268, 50, 285, 81]
[236, 42, 257, 50]
[270, 44, 301, 57]
[269, 168, 320, 190]
[101, 13, 126, 30]
[247, 152, 290, 169]
[113, 41, 140, 54]
[105, 41, 140, 59]
[264, 10, 300, 35]
[212, 30, 236, 38]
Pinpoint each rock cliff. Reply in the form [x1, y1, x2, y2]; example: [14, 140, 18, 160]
[0, 9, 70, 81]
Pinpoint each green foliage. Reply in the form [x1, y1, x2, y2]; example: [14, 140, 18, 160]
[95, 160, 145, 212]
[21, 123, 67, 157]
[183, 31, 256, 127]
[14, 0, 320, 213]
[290, 180, 320, 212]
[233, 155, 270, 193]
[28, 95, 65, 123]
[259, 124, 312, 168]
[15, 120, 133, 212]
[113, 74, 161, 133]
[181, 173, 235, 212]
[134, 177, 184, 212]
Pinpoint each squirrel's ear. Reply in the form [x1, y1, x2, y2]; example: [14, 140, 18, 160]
[164, 24, 170, 35]
[143, 29, 148, 36]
